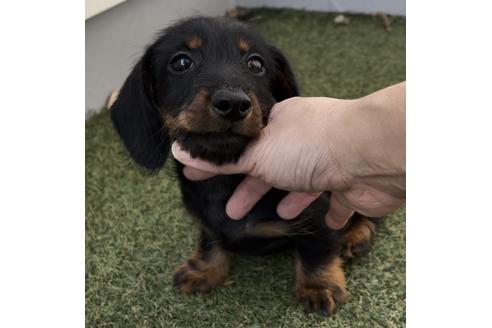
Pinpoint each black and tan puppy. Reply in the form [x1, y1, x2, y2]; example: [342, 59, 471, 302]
[111, 16, 377, 316]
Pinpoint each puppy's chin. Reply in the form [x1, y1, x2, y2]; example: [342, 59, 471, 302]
[175, 131, 251, 165]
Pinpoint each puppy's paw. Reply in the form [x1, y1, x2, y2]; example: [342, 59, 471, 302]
[341, 217, 376, 260]
[342, 238, 371, 260]
[296, 281, 347, 316]
[173, 245, 230, 294]
[173, 257, 228, 294]
[295, 256, 347, 316]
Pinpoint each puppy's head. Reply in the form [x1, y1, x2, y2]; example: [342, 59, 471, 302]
[111, 17, 298, 170]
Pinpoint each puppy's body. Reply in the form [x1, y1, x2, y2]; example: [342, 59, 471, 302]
[111, 16, 377, 315]
[178, 164, 341, 255]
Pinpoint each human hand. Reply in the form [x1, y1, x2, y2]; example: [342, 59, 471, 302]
[172, 83, 405, 229]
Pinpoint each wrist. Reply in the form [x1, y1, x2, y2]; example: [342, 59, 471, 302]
[343, 83, 406, 185]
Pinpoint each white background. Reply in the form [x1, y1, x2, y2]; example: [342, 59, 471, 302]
[1, 1, 492, 327]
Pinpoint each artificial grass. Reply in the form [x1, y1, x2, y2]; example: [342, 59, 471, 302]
[86, 9, 406, 327]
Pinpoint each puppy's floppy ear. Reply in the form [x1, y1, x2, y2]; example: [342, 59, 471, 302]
[111, 52, 169, 171]
[268, 46, 300, 101]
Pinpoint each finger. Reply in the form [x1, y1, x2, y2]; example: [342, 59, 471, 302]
[182, 166, 217, 181]
[324, 195, 354, 230]
[276, 192, 321, 220]
[226, 176, 272, 220]
[171, 142, 247, 175]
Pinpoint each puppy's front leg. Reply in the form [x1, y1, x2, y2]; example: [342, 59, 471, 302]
[295, 242, 348, 316]
[173, 233, 231, 294]
[342, 216, 377, 260]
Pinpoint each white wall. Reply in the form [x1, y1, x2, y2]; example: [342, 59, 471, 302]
[85, 0, 230, 117]
[86, 0, 127, 19]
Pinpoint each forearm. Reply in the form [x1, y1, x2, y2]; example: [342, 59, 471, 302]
[173, 87, 407, 223]
[344, 82, 406, 190]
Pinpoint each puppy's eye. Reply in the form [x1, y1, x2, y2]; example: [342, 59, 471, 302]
[246, 55, 265, 74]
[169, 53, 193, 72]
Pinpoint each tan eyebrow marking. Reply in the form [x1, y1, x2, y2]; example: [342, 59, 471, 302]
[186, 36, 203, 49]
[238, 37, 250, 53]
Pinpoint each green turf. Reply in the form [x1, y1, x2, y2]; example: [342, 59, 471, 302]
[86, 9, 406, 327]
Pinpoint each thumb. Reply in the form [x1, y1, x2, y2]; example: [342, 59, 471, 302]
[267, 97, 298, 121]
[324, 195, 355, 230]
[171, 141, 249, 175]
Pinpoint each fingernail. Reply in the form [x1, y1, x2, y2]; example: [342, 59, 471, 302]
[226, 202, 244, 220]
[227, 211, 243, 220]
[171, 142, 186, 161]
[182, 166, 194, 180]
[325, 215, 346, 230]
[226, 208, 243, 220]
[277, 204, 298, 220]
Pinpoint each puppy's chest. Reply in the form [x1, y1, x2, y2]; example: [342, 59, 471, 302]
[178, 173, 294, 243]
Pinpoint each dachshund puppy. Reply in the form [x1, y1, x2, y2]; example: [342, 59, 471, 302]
[111, 16, 377, 316]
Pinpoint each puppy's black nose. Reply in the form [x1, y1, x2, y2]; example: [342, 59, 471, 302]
[211, 89, 251, 121]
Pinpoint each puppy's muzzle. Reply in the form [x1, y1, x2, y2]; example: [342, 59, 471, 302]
[211, 88, 251, 121]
